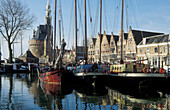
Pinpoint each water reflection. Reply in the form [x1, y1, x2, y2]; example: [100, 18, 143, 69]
[74, 85, 108, 110]
[107, 86, 170, 110]
[0, 73, 170, 110]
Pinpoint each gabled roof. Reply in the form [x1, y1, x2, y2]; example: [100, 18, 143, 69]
[19, 50, 38, 59]
[124, 33, 128, 39]
[132, 29, 164, 45]
[106, 35, 111, 44]
[92, 38, 97, 45]
[113, 35, 119, 45]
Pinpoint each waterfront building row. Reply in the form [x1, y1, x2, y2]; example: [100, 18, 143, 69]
[88, 26, 170, 69]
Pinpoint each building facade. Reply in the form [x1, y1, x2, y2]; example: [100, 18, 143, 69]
[87, 26, 166, 68]
[137, 34, 170, 70]
[88, 37, 96, 63]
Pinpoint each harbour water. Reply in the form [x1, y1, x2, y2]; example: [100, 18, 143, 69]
[0, 73, 170, 110]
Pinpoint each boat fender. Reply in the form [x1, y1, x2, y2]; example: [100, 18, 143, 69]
[159, 68, 164, 74]
[143, 67, 149, 73]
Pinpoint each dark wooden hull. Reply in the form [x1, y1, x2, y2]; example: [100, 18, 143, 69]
[74, 72, 108, 88]
[107, 73, 170, 89]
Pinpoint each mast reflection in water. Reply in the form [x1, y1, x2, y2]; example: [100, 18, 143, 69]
[0, 73, 170, 109]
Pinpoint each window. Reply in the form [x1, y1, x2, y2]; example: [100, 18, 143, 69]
[148, 57, 151, 64]
[168, 57, 170, 65]
[140, 49, 143, 54]
[146, 48, 150, 53]
[132, 53, 135, 57]
[88, 51, 90, 55]
[154, 57, 157, 66]
[164, 47, 167, 53]
[90, 45, 93, 49]
[110, 47, 115, 53]
[97, 50, 99, 54]
[111, 42, 113, 46]
[155, 47, 158, 53]
[132, 45, 135, 50]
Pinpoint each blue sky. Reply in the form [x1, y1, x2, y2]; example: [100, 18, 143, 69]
[1, 0, 170, 59]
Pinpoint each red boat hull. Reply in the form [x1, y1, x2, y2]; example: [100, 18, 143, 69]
[39, 69, 63, 85]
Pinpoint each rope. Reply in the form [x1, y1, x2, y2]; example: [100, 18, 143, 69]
[78, 0, 84, 46]
[59, 0, 65, 39]
[93, 0, 99, 37]
[129, 0, 139, 28]
[87, 0, 92, 36]
[133, 0, 143, 38]
[113, 0, 121, 33]
[67, 0, 74, 49]
[103, 0, 108, 33]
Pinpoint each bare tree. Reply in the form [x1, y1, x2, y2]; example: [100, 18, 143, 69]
[0, 0, 35, 63]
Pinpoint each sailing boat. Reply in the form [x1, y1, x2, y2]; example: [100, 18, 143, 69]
[108, 0, 170, 88]
[37, 0, 69, 85]
[72, 0, 109, 87]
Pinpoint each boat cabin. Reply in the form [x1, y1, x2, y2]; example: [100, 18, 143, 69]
[110, 62, 150, 73]
[73, 64, 109, 73]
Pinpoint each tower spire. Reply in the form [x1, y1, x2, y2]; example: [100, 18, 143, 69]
[45, 0, 51, 25]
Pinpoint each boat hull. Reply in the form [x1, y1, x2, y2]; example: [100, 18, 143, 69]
[107, 72, 170, 89]
[39, 69, 63, 85]
[74, 72, 108, 88]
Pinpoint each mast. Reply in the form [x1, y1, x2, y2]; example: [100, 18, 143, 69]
[84, 0, 87, 64]
[59, 2, 61, 47]
[120, 0, 124, 64]
[54, 0, 57, 61]
[99, 0, 102, 63]
[59, 0, 62, 68]
[75, 0, 77, 64]
[45, 0, 52, 62]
